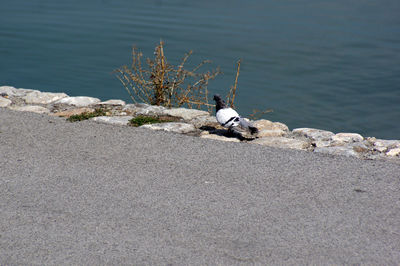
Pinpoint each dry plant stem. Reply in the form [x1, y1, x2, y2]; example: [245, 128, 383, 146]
[115, 40, 220, 112]
[228, 59, 241, 108]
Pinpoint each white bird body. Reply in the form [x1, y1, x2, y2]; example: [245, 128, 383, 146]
[213, 94, 258, 135]
[216, 107, 240, 128]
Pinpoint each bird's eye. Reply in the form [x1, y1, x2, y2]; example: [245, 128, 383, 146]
[234, 117, 240, 122]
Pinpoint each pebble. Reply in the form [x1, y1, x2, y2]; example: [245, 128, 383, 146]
[314, 146, 359, 158]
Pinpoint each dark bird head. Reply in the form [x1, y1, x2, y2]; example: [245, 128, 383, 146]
[213, 94, 226, 112]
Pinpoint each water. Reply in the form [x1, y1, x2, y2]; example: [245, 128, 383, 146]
[1, 0, 399, 139]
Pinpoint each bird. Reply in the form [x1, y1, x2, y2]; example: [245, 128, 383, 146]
[213, 94, 258, 134]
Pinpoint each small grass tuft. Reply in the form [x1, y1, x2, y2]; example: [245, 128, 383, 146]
[67, 108, 107, 122]
[129, 115, 175, 127]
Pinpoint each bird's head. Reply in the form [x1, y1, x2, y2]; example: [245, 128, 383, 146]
[213, 94, 222, 102]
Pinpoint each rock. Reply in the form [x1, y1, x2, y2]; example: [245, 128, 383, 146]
[190, 115, 218, 128]
[200, 133, 241, 142]
[97, 99, 126, 106]
[140, 122, 196, 134]
[368, 138, 400, 153]
[252, 137, 310, 150]
[386, 148, 400, 157]
[257, 129, 287, 138]
[9, 105, 50, 114]
[123, 103, 166, 116]
[0, 86, 37, 97]
[163, 108, 210, 121]
[253, 119, 289, 132]
[0, 96, 12, 107]
[51, 107, 95, 117]
[331, 133, 364, 143]
[22, 91, 68, 104]
[314, 146, 359, 158]
[55, 96, 101, 107]
[91, 116, 133, 126]
[292, 128, 334, 141]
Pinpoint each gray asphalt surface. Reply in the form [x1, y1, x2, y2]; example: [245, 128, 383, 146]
[1, 108, 400, 265]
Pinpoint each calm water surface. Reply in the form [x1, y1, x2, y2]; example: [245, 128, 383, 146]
[1, 0, 399, 139]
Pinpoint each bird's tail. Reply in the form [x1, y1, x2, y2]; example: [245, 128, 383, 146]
[239, 118, 258, 134]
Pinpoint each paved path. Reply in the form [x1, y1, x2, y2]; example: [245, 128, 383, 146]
[1, 108, 399, 265]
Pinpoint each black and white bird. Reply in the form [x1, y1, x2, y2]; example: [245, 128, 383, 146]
[213, 94, 258, 134]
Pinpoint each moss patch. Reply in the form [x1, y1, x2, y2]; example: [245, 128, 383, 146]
[129, 115, 177, 127]
[67, 108, 107, 122]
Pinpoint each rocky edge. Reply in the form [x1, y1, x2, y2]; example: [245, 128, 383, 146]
[1, 86, 399, 163]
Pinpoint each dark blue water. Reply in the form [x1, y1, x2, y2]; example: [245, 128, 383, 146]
[1, 0, 399, 139]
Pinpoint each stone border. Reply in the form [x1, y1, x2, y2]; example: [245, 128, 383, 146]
[1, 86, 399, 162]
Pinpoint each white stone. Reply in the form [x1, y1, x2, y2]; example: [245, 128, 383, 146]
[200, 134, 240, 142]
[123, 103, 166, 116]
[314, 146, 359, 158]
[292, 128, 334, 141]
[386, 148, 400, 157]
[332, 133, 364, 143]
[91, 116, 133, 126]
[372, 139, 400, 153]
[23, 91, 68, 104]
[252, 137, 310, 150]
[253, 119, 289, 132]
[0, 86, 37, 97]
[55, 96, 101, 107]
[9, 105, 50, 114]
[0, 96, 12, 107]
[98, 99, 126, 106]
[140, 122, 196, 134]
[163, 108, 210, 121]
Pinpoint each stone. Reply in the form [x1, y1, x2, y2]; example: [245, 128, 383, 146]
[91, 116, 133, 126]
[292, 128, 334, 141]
[55, 96, 101, 107]
[257, 129, 287, 138]
[123, 103, 166, 116]
[0, 96, 12, 107]
[162, 108, 210, 121]
[386, 148, 400, 157]
[0, 86, 37, 97]
[51, 107, 95, 118]
[331, 133, 364, 143]
[369, 138, 400, 153]
[97, 99, 126, 106]
[314, 146, 359, 158]
[9, 105, 50, 114]
[253, 119, 289, 132]
[200, 133, 241, 142]
[252, 137, 310, 150]
[22, 91, 68, 104]
[140, 122, 196, 134]
[189, 115, 218, 128]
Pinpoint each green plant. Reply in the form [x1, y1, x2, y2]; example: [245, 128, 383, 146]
[67, 109, 107, 122]
[115, 41, 220, 112]
[129, 115, 175, 127]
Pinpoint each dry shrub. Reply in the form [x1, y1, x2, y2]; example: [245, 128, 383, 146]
[115, 41, 220, 112]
